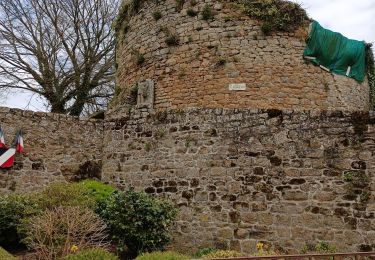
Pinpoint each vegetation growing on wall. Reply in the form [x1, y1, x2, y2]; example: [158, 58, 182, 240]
[237, 0, 309, 34]
[114, 0, 310, 37]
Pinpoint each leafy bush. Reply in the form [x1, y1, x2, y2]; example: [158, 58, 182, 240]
[0, 194, 36, 249]
[25, 206, 108, 259]
[254, 242, 279, 256]
[152, 11, 162, 21]
[0, 247, 16, 259]
[29, 182, 96, 211]
[99, 189, 178, 257]
[64, 248, 118, 260]
[136, 251, 189, 260]
[202, 250, 244, 258]
[186, 8, 198, 17]
[202, 4, 213, 20]
[165, 34, 180, 46]
[192, 248, 217, 258]
[301, 241, 337, 254]
[78, 180, 116, 205]
[240, 0, 308, 33]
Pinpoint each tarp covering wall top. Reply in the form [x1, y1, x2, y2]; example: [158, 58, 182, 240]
[303, 21, 366, 83]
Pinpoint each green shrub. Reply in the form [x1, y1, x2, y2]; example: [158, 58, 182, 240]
[152, 11, 162, 21]
[240, 0, 308, 33]
[0, 246, 16, 259]
[136, 251, 189, 260]
[0, 194, 36, 248]
[301, 241, 337, 254]
[192, 248, 217, 258]
[202, 250, 244, 258]
[217, 57, 227, 66]
[78, 180, 116, 205]
[64, 248, 118, 260]
[29, 182, 96, 211]
[165, 34, 179, 46]
[186, 8, 198, 17]
[98, 189, 178, 257]
[202, 4, 213, 20]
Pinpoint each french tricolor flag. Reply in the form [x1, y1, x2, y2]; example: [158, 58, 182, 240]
[0, 129, 24, 169]
[14, 130, 24, 154]
[0, 127, 5, 148]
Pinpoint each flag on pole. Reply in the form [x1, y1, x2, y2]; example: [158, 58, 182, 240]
[0, 126, 5, 148]
[0, 129, 24, 169]
[14, 130, 24, 154]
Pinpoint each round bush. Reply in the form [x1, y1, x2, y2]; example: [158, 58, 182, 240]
[98, 189, 178, 257]
[136, 251, 189, 260]
[64, 248, 118, 260]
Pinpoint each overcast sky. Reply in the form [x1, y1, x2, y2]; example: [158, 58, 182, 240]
[1, 0, 375, 112]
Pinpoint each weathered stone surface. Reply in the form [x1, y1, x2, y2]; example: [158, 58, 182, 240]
[102, 108, 375, 253]
[110, 0, 369, 117]
[0, 107, 103, 193]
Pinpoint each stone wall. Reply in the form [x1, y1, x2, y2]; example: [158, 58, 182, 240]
[0, 107, 104, 193]
[113, 0, 369, 112]
[102, 108, 375, 254]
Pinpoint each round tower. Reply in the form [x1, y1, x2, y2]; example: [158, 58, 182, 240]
[112, 0, 369, 112]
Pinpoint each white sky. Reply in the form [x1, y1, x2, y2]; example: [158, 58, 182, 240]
[1, 0, 375, 112]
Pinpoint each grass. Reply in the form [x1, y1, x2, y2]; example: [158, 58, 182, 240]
[0, 247, 16, 260]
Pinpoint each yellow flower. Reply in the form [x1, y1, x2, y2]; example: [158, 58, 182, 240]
[70, 245, 78, 253]
[256, 242, 264, 251]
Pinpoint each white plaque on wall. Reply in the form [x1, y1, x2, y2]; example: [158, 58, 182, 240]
[229, 83, 246, 91]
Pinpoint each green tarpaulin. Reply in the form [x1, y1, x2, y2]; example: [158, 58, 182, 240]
[303, 21, 366, 83]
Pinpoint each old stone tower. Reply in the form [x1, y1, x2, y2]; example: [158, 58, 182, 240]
[112, 0, 369, 114]
[1, 0, 374, 255]
[106, 0, 374, 254]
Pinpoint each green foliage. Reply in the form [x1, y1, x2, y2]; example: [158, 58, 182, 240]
[0, 194, 36, 248]
[78, 180, 116, 205]
[261, 22, 273, 35]
[202, 250, 244, 258]
[192, 248, 217, 258]
[240, 0, 308, 33]
[29, 183, 96, 211]
[64, 248, 118, 260]
[217, 57, 227, 66]
[186, 8, 198, 17]
[98, 189, 178, 257]
[343, 171, 354, 182]
[152, 11, 162, 21]
[165, 34, 180, 46]
[0, 181, 115, 249]
[136, 251, 189, 260]
[301, 241, 337, 254]
[202, 4, 213, 20]
[0, 247, 16, 260]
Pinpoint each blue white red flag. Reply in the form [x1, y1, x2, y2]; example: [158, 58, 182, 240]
[0, 126, 5, 148]
[14, 130, 24, 154]
[0, 129, 24, 168]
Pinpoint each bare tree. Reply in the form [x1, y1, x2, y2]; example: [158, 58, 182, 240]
[0, 0, 119, 116]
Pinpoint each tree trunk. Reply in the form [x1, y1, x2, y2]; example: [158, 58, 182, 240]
[50, 102, 66, 114]
[69, 94, 87, 116]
